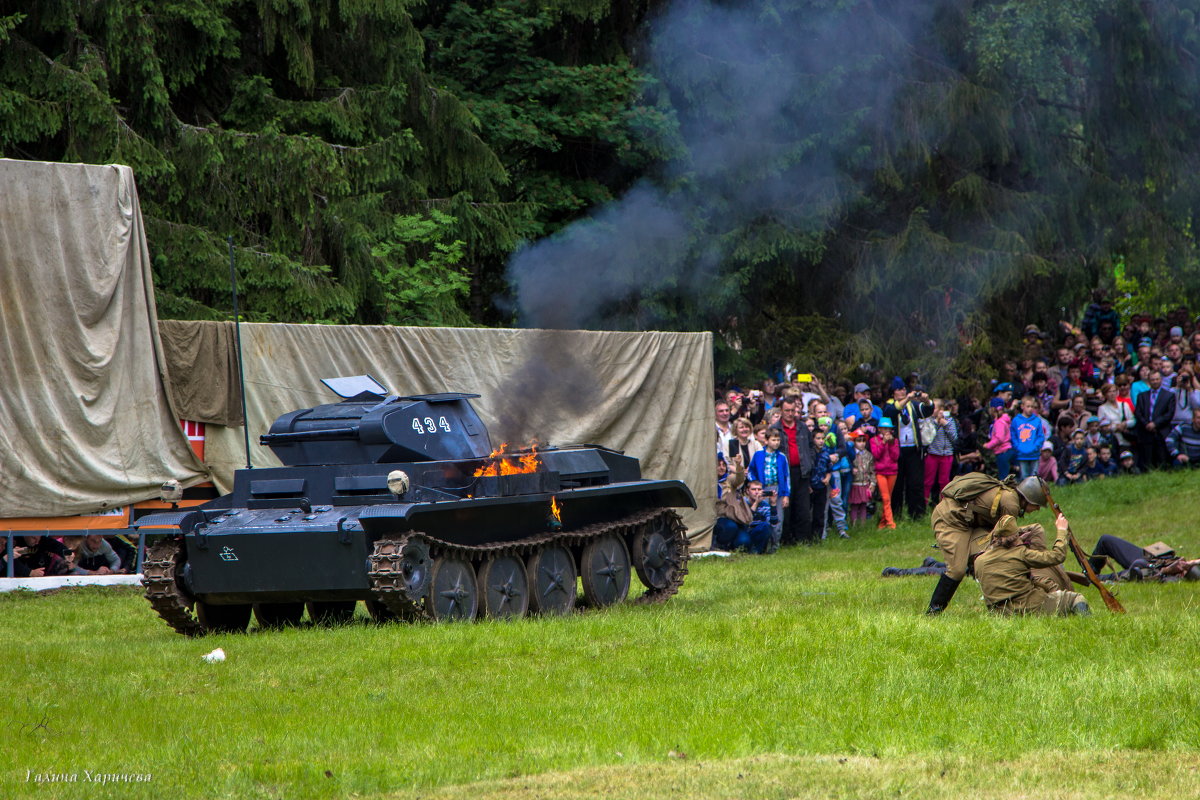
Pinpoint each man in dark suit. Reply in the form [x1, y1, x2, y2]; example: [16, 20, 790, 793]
[1135, 371, 1176, 469]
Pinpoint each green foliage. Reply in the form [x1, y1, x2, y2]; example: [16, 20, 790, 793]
[371, 209, 471, 326]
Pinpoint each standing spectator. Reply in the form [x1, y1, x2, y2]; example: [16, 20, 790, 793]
[727, 417, 761, 465]
[848, 432, 876, 526]
[748, 429, 790, 550]
[1166, 408, 1200, 467]
[844, 383, 882, 426]
[954, 418, 984, 475]
[809, 424, 834, 540]
[1097, 383, 1135, 451]
[870, 418, 900, 530]
[1167, 362, 1200, 430]
[1036, 442, 1059, 484]
[1134, 371, 1176, 469]
[715, 400, 733, 455]
[881, 377, 933, 520]
[923, 398, 958, 505]
[983, 398, 1014, 478]
[770, 398, 814, 545]
[1009, 395, 1045, 480]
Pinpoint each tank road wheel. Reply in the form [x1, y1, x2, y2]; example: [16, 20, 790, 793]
[632, 513, 683, 591]
[195, 601, 252, 633]
[253, 602, 305, 629]
[580, 534, 631, 608]
[477, 555, 529, 620]
[426, 557, 479, 621]
[526, 545, 577, 616]
[306, 601, 357, 625]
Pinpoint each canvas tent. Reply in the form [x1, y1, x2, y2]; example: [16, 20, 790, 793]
[0, 158, 716, 547]
[0, 159, 206, 517]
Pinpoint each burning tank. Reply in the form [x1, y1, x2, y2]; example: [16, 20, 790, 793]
[138, 376, 694, 634]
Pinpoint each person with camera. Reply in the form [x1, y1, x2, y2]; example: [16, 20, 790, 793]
[1166, 362, 1200, 430]
[881, 377, 934, 521]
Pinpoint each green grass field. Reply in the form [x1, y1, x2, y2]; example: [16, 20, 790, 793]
[4, 471, 1200, 799]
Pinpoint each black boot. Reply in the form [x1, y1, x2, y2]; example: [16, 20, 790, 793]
[925, 574, 961, 615]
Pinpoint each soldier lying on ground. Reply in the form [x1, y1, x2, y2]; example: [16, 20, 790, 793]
[1079, 534, 1200, 583]
[973, 513, 1091, 616]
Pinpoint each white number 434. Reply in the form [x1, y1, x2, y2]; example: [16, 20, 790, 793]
[412, 416, 453, 434]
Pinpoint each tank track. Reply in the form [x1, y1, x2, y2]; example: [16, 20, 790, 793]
[368, 507, 689, 621]
[141, 538, 205, 637]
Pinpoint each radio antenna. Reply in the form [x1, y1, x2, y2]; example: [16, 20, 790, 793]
[228, 235, 252, 470]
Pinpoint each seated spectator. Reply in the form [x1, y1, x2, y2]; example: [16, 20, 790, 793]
[1058, 430, 1088, 485]
[714, 476, 773, 554]
[1049, 414, 1077, 461]
[68, 533, 123, 575]
[1166, 408, 1200, 467]
[1082, 446, 1104, 480]
[6, 535, 75, 577]
[1118, 449, 1141, 475]
[1036, 442, 1058, 484]
[107, 534, 138, 574]
[1095, 444, 1119, 478]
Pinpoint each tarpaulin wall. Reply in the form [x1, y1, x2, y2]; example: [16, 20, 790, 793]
[159, 321, 716, 545]
[0, 160, 206, 517]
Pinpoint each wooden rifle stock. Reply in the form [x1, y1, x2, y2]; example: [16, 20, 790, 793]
[1042, 486, 1126, 613]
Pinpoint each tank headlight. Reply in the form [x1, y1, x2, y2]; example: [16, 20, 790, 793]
[386, 470, 410, 497]
[160, 479, 183, 503]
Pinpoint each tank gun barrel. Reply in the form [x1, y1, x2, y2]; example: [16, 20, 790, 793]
[260, 427, 358, 445]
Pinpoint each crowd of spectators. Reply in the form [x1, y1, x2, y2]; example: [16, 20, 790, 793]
[713, 293, 1200, 553]
[1, 532, 139, 578]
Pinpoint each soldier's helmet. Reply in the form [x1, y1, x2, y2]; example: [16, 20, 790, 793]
[1015, 476, 1049, 507]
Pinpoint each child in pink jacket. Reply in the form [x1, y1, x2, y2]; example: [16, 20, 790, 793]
[869, 418, 900, 529]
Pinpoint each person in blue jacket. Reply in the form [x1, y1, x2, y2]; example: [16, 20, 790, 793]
[748, 428, 790, 552]
[1009, 395, 1046, 480]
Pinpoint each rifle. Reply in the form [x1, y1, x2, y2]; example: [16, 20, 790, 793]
[1042, 485, 1126, 614]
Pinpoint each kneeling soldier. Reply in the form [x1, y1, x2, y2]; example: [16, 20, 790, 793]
[974, 513, 1090, 616]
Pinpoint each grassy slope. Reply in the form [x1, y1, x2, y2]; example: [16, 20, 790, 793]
[2, 471, 1199, 800]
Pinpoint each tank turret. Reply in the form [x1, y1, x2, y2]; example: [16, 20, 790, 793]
[258, 375, 492, 465]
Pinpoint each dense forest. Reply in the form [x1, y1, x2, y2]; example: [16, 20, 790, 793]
[3, 0, 1200, 390]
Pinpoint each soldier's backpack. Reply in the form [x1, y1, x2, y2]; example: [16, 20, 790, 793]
[940, 473, 1017, 504]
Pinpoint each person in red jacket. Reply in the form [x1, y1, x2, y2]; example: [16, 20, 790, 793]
[869, 417, 900, 529]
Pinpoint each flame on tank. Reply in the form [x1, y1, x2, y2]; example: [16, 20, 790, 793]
[473, 441, 542, 477]
[550, 496, 562, 523]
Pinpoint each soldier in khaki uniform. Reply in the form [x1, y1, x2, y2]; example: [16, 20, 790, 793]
[925, 474, 1050, 614]
[974, 514, 1090, 616]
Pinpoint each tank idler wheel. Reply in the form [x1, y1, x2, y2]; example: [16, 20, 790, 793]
[306, 600, 357, 625]
[477, 555, 529, 620]
[632, 516, 680, 591]
[580, 534, 631, 608]
[253, 602, 305, 629]
[526, 545, 577, 616]
[427, 556, 479, 621]
[195, 601, 252, 633]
